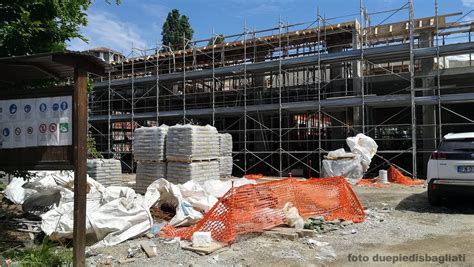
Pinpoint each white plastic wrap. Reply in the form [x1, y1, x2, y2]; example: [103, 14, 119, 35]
[144, 178, 218, 227]
[218, 133, 233, 156]
[321, 154, 364, 184]
[346, 133, 378, 171]
[201, 178, 256, 198]
[133, 126, 168, 162]
[166, 161, 220, 184]
[41, 186, 152, 248]
[166, 124, 219, 162]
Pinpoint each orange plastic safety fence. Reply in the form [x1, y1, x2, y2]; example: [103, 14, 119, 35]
[388, 165, 425, 186]
[160, 177, 365, 244]
[356, 177, 388, 188]
[243, 173, 264, 180]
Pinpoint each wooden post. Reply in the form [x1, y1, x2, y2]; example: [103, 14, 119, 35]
[73, 66, 88, 267]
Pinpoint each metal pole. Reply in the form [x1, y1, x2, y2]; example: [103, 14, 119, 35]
[107, 71, 111, 157]
[183, 34, 187, 123]
[212, 29, 216, 126]
[317, 8, 322, 174]
[360, 0, 366, 134]
[131, 47, 135, 172]
[409, 0, 417, 179]
[156, 43, 160, 124]
[242, 23, 248, 174]
[278, 16, 283, 177]
[435, 0, 442, 144]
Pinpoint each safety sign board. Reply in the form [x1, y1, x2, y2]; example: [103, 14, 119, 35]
[0, 96, 72, 149]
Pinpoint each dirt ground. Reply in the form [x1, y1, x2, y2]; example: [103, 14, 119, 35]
[84, 183, 474, 267]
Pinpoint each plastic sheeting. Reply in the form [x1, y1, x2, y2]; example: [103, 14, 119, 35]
[145, 179, 218, 227]
[322, 134, 378, 184]
[40, 175, 218, 247]
[201, 178, 257, 198]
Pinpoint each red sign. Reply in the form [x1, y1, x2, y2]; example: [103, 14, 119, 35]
[49, 123, 57, 133]
[27, 127, 33, 135]
[15, 127, 21, 135]
[39, 124, 47, 133]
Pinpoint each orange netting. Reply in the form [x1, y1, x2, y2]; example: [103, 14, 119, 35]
[356, 177, 388, 188]
[388, 165, 425, 186]
[243, 173, 264, 180]
[160, 176, 365, 244]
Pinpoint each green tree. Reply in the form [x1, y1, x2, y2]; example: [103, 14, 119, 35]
[0, 0, 120, 57]
[208, 34, 224, 46]
[161, 9, 194, 52]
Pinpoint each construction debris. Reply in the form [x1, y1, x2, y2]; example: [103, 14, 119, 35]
[322, 134, 378, 184]
[304, 216, 354, 234]
[140, 241, 158, 258]
[192, 232, 212, 248]
[160, 176, 365, 243]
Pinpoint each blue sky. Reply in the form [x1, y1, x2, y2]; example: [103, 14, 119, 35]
[68, 0, 474, 55]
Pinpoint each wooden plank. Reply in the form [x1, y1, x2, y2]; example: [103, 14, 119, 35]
[181, 241, 226, 255]
[72, 66, 88, 267]
[140, 241, 157, 258]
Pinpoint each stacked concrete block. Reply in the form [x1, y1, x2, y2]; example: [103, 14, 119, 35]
[133, 126, 168, 193]
[167, 161, 219, 184]
[135, 161, 166, 194]
[218, 156, 233, 178]
[218, 133, 233, 156]
[165, 124, 220, 184]
[87, 159, 122, 187]
[218, 133, 233, 177]
[133, 126, 168, 161]
[166, 125, 219, 162]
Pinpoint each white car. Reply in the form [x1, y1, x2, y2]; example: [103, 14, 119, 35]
[427, 132, 474, 206]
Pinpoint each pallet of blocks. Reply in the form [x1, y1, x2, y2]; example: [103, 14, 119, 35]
[167, 161, 220, 184]
[135, 161, 166, 194]
[166, 124, 220, 184]
[133, 125, 168, 162]
[133, 125, 168, 193]
[87, 159, 122, 187]
[218, 133, 233, 178]
[166, 124, 219, 162]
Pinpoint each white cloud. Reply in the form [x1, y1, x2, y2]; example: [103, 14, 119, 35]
[67, 10, 146, 55]
[462, 0, 474, 8]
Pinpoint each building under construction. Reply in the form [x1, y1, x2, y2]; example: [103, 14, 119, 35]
[88, 2, 474, 179]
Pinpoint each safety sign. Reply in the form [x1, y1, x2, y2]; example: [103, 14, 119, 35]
[0, 96, 72, 148]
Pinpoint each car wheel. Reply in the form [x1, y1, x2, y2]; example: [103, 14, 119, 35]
[428, 186, 442, 206]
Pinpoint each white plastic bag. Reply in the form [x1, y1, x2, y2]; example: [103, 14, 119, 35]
[346, 133, 378, 171]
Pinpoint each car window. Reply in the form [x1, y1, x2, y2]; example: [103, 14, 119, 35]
[438, 138, 474, 152]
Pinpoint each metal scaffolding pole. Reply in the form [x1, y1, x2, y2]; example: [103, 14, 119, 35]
[360, 0, 366, 134]
[107, 71, 111, 157]
[131, 46, 135, 172]
[317, 8, 322, 174]
[244, 23, 248, 173]
[435, 0, 442, 145]
[278, 16, 283, 177]
[183, 34, 187, 123]
[156, 44, 160, 124]
[409, 0, 417, 179]
[212, 29, 216, 126]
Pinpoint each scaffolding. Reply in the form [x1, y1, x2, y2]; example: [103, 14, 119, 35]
[88, 1, 474, 178]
